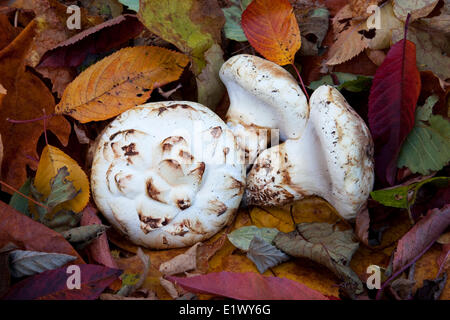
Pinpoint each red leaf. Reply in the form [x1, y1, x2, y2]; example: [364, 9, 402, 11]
[0, 201, 83, 264]
[393, 205, 450, 272]
[38, 14, 143, 68]
[80, 205, 118, 269]
[368, 39, 421, 186]
[167, 272, 328, 300]
[3, 264, 122, 300]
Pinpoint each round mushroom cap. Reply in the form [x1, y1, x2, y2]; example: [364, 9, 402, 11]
[220, 54, 309, 164]
[91, 101, 245, 249]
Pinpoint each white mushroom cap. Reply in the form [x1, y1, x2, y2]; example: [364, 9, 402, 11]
[91, 101, 245, 249]
[219, 54, 309, 165]
[244, 85, 374, 220]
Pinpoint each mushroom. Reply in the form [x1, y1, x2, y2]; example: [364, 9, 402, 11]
[91, 101, 245, 249]
[219, 54, 309, 165]
[243, 85, 374, 220]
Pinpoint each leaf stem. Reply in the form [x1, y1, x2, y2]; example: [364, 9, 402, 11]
[375, 236, 437, 300]
[291, 63, 309, 101]
[6, 113, 55, 124]
[0, 180, 49, 210]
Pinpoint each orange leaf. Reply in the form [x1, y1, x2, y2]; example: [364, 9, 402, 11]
[55, 46, 189, 123]
[0, 20, 70, 191]
[241, 0, 301, 66]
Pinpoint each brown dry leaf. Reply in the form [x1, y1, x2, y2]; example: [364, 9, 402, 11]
[159, 243, 201, 276]
[159, 277, 181, 299]
[349, 0, 381, 20]
[55, 46, 189, 123]
[393, 0, 440, 22]
[326, 21, 369, 65]
[367, 2, 404, 50]
[0, 13, 20, 50]
[365, 48, 386, 66]
[0, 20, 70, 191]
[12, 0, 101, 67]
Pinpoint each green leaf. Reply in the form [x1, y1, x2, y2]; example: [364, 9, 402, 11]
[227, 226, 279, 251]
[119, 0, 139, 12]
[222, 0, 252, 42]
[9, 178, 32, 216]
[138, 0, 225, 108]
[42, 210, 81, 233]
[274, 223, 363, 294]
[371, 176, 450, 209]
[397, 95, 450, 174]
[246, 235, 289, 273]
[308, 72, 372, 92]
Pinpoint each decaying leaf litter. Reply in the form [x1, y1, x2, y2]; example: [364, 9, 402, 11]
[0, 0, 449, 300]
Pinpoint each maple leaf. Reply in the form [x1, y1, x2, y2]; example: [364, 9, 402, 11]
[0, 20, 71, 192]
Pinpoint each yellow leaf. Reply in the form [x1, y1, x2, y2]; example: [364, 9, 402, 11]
[55, 46, 189, 123]
[34, 145, 90, 213]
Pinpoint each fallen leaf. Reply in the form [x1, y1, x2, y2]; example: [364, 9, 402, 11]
[246, 235, 289, 273]
[349, 0, 381, 19]
[117, 248, 149, 296]
[80, 206, 118, 268]
[437, 244, 450, 271]
[160, 276, 181, 299]
[308, 72, 372, 92]
[138, 0, 225, 108]
[274, 222, 363, 293]
[370, 176, 449, 209]
[365, 48, 386, 66]
[397, 97, 450, 174]
[81, 0, 123, 19]
[159, 243, 200, 276]
[167, 271, 328, 300]
[0, 133, 3, 177]
[415, 273, 447, 300]
[13, 0, 101, 67]
[0, 20, 71, 191]
[392, 25, 450, 94]
[61, 224, 109, 250]
[0, 201, 83, 264]
[34, 145, 89, 214]
[241, 0, 301, 65]
[393, 0, 440, 22]
[3, 264, 121, 300]
[368, 36, 421, 186]
[38, 14, 143, 68]
[417, 0, 450, 34]
[355, 204, 370, 245]
[9, 250, 76, 278]
[326, 22, 369, 65]
[389, 278, 416, 300]
[0, 243, 16, 297]
[227, 226, 279, 251]
[367, 2, 404, 50]
[222, 0, 252, 42]
[393, 205, 450, 272]
[55, 46, 189, 122]
[0, 13, 19, 51]
[196, 43, 225, 108]
[119, 0, 139, 12]
[295, 7, 330, 56]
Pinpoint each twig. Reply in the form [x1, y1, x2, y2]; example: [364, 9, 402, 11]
[291, 63, 310, 101]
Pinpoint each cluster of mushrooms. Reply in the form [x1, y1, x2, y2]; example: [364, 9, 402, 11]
[91, 55, 375, 249]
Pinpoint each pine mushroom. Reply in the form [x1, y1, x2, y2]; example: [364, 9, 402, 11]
[91, 101, 245, 249]
[219, 54, 309, 165]
[243, 85, 374, 220]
